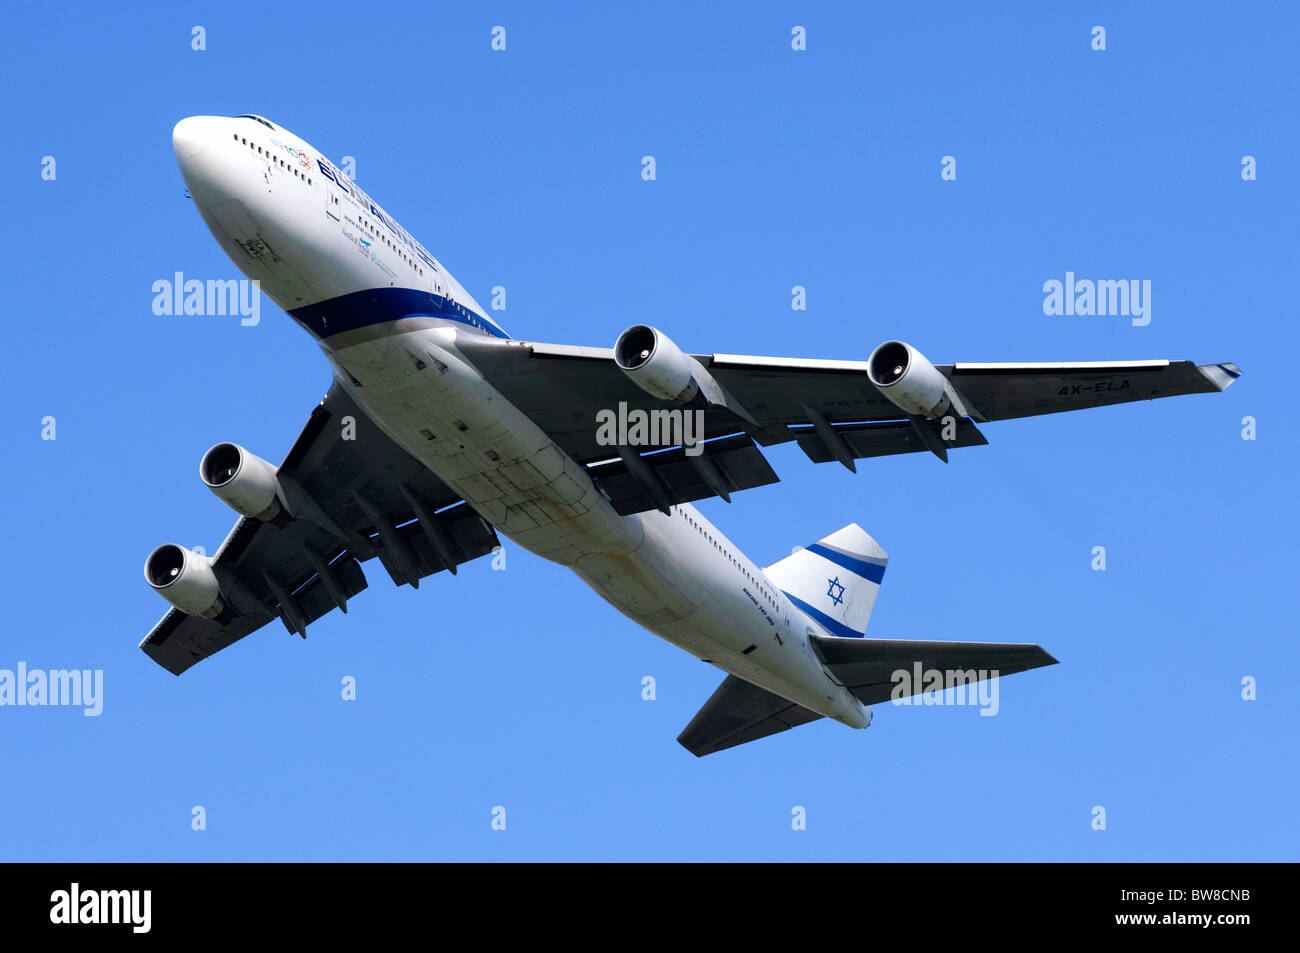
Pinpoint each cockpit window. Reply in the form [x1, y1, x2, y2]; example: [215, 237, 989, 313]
[236, 114, 276, 130]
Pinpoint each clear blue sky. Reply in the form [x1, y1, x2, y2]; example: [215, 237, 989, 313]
[1, 1, 1294, 860]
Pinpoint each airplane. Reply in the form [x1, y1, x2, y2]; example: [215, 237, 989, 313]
[143, 113, 1240, 755]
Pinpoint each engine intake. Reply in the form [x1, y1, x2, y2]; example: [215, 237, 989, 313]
[200, 442, 283, 521]
[867, 340, 953, 419]
[614, 325, 706, 403]
[144, 544, 224, 618]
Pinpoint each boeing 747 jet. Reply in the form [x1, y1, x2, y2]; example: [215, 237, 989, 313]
[142, 114, 1239, 754]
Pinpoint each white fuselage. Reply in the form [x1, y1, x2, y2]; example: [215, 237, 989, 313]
[172, 114, 868, 730]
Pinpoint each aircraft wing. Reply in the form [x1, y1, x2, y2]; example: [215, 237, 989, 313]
[139, 382, 500, 675]
[939, 359, 1240, 421]
[454, 334, 1239, 515]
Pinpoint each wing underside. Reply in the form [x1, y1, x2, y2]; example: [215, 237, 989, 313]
[140, 382, 500, 675]
[453, 336, 1238, 517]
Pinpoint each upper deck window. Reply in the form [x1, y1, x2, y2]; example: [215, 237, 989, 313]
[237, 114, 276, 130]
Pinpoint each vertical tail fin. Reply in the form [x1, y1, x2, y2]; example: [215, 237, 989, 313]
[763, 524, 887, 639]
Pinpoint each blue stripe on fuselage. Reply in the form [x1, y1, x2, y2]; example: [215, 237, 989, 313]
[288, 287, 509, 340]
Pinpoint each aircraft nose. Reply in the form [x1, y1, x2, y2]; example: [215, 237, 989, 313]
[172, 116, 210, 161]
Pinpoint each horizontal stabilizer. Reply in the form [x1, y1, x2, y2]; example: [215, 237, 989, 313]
[677, 675, 822, 757]
[811, 634, 1058, 706]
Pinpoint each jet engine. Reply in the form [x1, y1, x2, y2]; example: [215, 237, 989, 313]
[143, 544, 224, 618]
[200, 442, 283, 521]
[614, 324, 722, 404]
[867, 340, 955, 419]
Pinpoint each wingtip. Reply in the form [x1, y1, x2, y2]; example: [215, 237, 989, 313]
[1199, 362, 1242, 391]
[676, 733, 709, 757]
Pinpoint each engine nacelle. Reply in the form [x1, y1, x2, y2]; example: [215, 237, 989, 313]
[867, 340, 954, 419]
[614, 325, 717, 404]
[144, 544, 224, 618]
[200, 442, 283, 521]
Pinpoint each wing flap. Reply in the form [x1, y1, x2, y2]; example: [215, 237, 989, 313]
[587, 434, 779, 516]
[793, 418, 988, 464]
[287, 555, 368, 625]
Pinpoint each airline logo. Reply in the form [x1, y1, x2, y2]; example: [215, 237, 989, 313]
[270, 137, 312, 169]
[316, 157, 440, 273]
